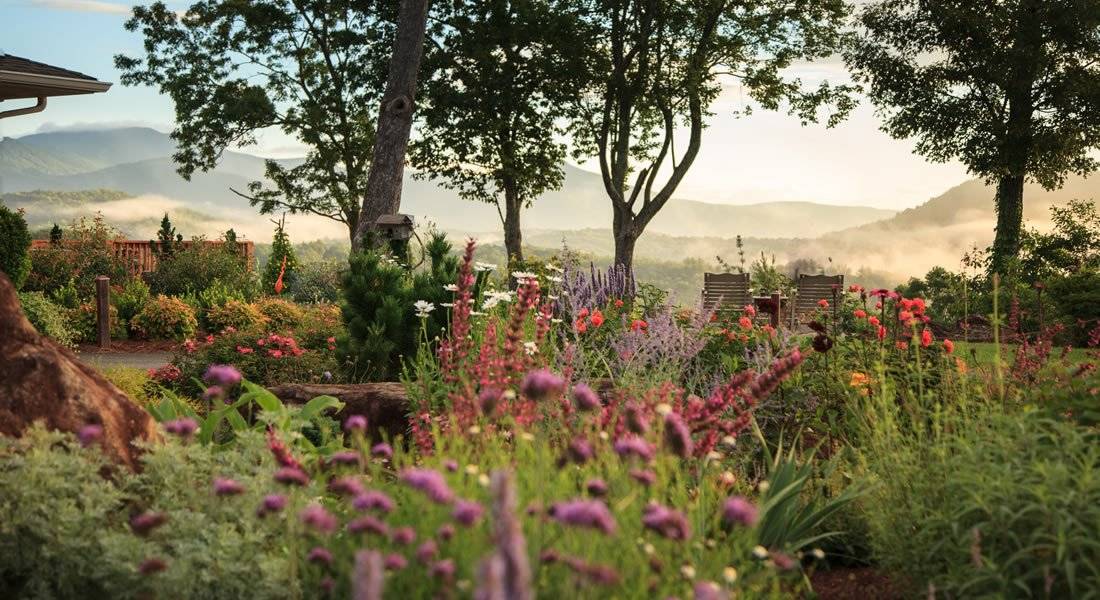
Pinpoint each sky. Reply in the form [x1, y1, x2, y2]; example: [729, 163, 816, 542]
[0, 0, 973, 211]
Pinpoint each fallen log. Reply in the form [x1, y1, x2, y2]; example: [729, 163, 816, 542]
[266, 382, 410, 440]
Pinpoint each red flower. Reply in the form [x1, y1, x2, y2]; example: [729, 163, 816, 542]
[614, 299, 624, 308]
[876, 325, 887, 341]
[896, 340, 908, 350]
[578, 307, 590, 319]
[943, 339, 955, 354]
[237, 346, 254, 355]
[590, 309, 605, 328]
[920, 329, 933, 347]
[853, 309, 867, 319]
[868, 316, 880, 327]
[899, 310, 914, 322]
[575, 318, 588, 334]
[737, 316, 752, 331]
[743, 305, 756, 317]
[630, 319, 648, 332]
[817, 299, 829, 308]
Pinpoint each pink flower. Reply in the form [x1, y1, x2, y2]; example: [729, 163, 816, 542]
[348, 515, 389, 536]
[213, 477, 245, 496]
[371, 443, 393, 460]
[453, 499, 484, 526]
[572, 383, 600, 411]
[642, 503, 691, 540]
[328, 476, 366, 497]
[431, 559, 456, 580]
[613, 436, 655, 462]
[944, 339, 955, 354]
[416, 540, 438, 563]
[853, 309, 867, 319]
[722, 496, 758, 526]
[391, 526, 416, 545]
[308, 546, 334, 564]
[344, 415, 367, 431]
[300, 503, 338, 534]
[328, 451, 360, 466]
[663, 411, 693, 458]
[520, 369, 565, 400]
[257, 494, 287, 517]
[236, 346, 253, 355]
[353, 490, 395, 513]
[77, 424, 102, 447]
[437, 523, 456, 541]
[549, 499, 617, 534]
[164, 418, 198, 438]
[131, 511, 168, 536]
[586, 478, 608, 497]
[203, 364, 241, 387]
[738, 316, 752, 331]
[630, 469, 656, 486]
[274, 467, 309, 486]
[817, 299, 829, 308]
[384, 554, 408, 571]
[590, 309, 605, 327]
[400, 468, 455, 504]
[921, 328, 933, 348]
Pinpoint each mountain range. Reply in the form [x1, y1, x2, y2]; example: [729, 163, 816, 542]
[1, 126, 1096, 283]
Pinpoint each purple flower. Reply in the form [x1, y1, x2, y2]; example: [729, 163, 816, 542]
[213, 477, 245, 496]
[352, 490, 395, 514]
[163, 418, 198, 438]
[416, 540, 438, 563]
[348, 515, 389, 536]
[308, 546, 334, 564]
[202, 385, 224, 402]
[130, 511, 168, 536]
[400, 468, 455, 504]
[452, 499, 484, 526]
[344, 415, 367, 432]
[430, 559, 456, 580]
[642, 503, 691, 540]
[384, 553, 408, 571]
[370, 443, 393, 460]
[478, 387, 501, 414]
[328, 451, 360, 466]
[625, 402, 649, 434]
[274, 467, 310, 486]
[138, 557, 168, 575]
[695, 581, 728, 600]
[320, 577, 335, 594]
[722, 496, 759, 527]
[566, 437, 594, 464]
[663, 411, 694, 458]
[572, 383, 600, 411]
[520, 369, 565, 400]
[443, 459, 459, 472]
[328, 476, 365, 497]
[77, 424, 102, 447]
[257, 494, 287, 517]
[437, 523, 456, 540]
[203, 364, 241, 387]
[771, 551, 797, 570]
[613, 436, 655, 462]
[630, 469, 656, 486]
[585, 478, 608, 497]
[549, 499, 617, 535]
[300, 503, 338, 534]
[391, 526, 416, 545]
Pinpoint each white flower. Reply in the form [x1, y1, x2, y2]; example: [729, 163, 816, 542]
[680, 565, 696, 579]
[475, 262, 496, 272]
[441, 302, 455, 308]
[414, 300, 436, 317]
[523, 342, 538, 355]
[547, 276, 563, 284]
[655, 403, 672, 416]
[511, 270, 538, 281]
[722, 566, 738, 583]
[482, 290, 515, 310]
[758, 480, 770, 493]
[551, 318, 563, 324]
[546, 263, 563, 273]
[477, 473, 491, 487]
[443, 284, 458, 292]
[470, 311, 485, 317]
[811, 548, 826, 560]
[752, 545, 769, 559]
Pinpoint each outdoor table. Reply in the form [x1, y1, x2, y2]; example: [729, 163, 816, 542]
[752, 294, 789, 328]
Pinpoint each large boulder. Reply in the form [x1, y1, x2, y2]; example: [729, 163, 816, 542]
[0, 273, 159, 469]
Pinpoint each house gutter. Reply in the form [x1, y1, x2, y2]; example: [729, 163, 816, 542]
[0, 96, 46, 120]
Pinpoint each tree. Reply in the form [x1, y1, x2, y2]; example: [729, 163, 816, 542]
[116, 1, 392, 247]
[48, 223, 63, 246]
[263, 215, 300, 294]
[411, 0, 588, 265]
[570, 0, 855, 271]
[155, 213, 177, 257]
[846, 0, 1100, 275]
[352, 0, 433, 249]
[0, 205, 31, 289]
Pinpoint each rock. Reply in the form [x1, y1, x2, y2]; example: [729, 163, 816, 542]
[267, 382, 410, 440]
[0, 273, 160, 470]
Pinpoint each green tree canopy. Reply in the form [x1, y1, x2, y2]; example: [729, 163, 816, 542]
[411, 0, 590, 266]
[846, 0, 1100, 275]
[116, 0, 393, 245]
[570, 0, 855, 271]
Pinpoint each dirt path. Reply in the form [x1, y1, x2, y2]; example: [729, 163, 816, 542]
[76, 350, 172, 371]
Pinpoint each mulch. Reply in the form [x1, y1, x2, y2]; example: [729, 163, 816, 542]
[78, 340, 179, 354]
[809, 567, 902, 600]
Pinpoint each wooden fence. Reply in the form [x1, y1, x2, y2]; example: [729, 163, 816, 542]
[30, 239, 255, 276]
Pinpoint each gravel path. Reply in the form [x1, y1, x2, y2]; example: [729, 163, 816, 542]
[77, 351, 173, 371]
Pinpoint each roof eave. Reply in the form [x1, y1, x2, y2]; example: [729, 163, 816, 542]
[0, 69, 112, 99]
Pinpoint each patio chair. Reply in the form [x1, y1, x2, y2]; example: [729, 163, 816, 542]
[794, 274, 844, 321]
[702, 272, 752, 313]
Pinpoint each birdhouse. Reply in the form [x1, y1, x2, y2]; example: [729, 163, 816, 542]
[374, 213, 415, 241]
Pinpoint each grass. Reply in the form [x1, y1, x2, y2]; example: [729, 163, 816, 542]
[955, 341, 1091, 368]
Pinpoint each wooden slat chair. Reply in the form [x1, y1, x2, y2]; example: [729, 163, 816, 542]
[794, 274, 844, 321]
[702, 272, 752, 313]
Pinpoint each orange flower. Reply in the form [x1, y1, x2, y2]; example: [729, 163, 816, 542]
[575, 318, 588, 333]
[590, 309, 605, 327]
[817, 299, 829, 308]
[898, 310, 913, 322]
[743, 305, 757, 317]
[614, 299, 624, 308]
[943, 339, 955, 354]
[738, 316, 752, 331]
[868, 316, 880, 327]
[630, 319, 648, 332]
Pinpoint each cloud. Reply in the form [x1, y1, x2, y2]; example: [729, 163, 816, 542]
[33, 120, 170, 133]
[30, 0, 131, 15]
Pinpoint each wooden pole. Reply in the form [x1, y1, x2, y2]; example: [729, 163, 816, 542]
[770, 291, 781, 329]
[95, 275, 110, 349]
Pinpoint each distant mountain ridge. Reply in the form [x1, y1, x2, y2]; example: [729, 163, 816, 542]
[0, 127, 895, 240]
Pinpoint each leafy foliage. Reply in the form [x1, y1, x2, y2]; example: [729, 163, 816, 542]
[130, 295, 198, 340]
[17, 290, 77, 348]
[0, 204, 31, 289]
[147, 235, 256, 299]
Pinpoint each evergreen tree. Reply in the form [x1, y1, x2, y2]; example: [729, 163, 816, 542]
[0, 205, 31, 289]
[263, 216, 299, 294]
[155, 213, 177, 257]
[49, 223, 63, 246]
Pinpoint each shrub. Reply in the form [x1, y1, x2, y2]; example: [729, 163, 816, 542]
[0, 204, 31, 288]
[68, 302, 125, 343]
[341, 233, 458, 381]
[261, 217, 299, 294]
[289, 260, 343, 303]
[206, 299, 268, 333]
[194, 278, 248, 329]
[1048, 269, 1100, 345]
[253, 297, 305, 332]
[112, 277, 152, 326]
[23, 215, 134, 299]
[100, 366, 164, 409]
[17, 291, 76, 348]
[295, 302, 343, 349]
[147, 235, 256, 299]
[171, 330, 340, 392]
[130, 295, 198, 340]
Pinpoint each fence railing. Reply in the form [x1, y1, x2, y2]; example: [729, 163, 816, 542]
[30, 239, 255, 276]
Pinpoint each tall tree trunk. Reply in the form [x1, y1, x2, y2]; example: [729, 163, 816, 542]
[991, 174, 1025, 276]
[352, 0, 432, 252]
[502, 180, 524, 266]
[612, 204, 637, 273]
